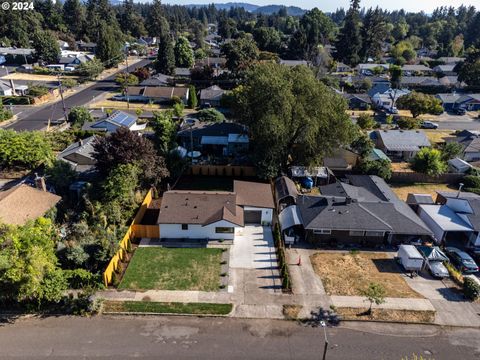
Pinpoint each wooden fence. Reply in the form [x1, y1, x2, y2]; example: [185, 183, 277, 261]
[102, 188, 156, 287]
[390, 172, 464, 184]
[188, 165, 256, 177]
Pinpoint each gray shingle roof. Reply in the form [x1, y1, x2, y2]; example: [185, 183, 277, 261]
[375, 130, 430, 152]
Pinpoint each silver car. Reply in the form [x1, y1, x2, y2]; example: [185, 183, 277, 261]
[427, 261, 449, 278]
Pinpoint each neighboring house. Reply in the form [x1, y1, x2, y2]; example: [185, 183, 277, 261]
[199, 85, 226, 107]
[417, 191, 480, 247]
[323, 148, 360, 171]
[279, 59, 310, 67]
[343, 93, 372, 110]
[335, 62, 352, 73]
[75, 41, 97, 52]
[53, 54, 94, 71]
[157, 180, 274, 241]
[436, 93, 480, 112]
[175, 68, 191, 78]
[448, 158, 473, 174]
[0, 184, 61, 225]
[406, 193, 435, 213]
[278, 175, 432, 247]
[123, 86, 189, 104]
[136, 37, 157, 46]
[195, 57, 227, 68]
[0, 79, 28, 96]
[401, 64, 433, 76]
[433, 64, 457, 76]
[356, 63, 389, 75]
[57, 40, 69, 50]
[274, 176, 299, 209]
[140, 74, 173, 87]
[177, 119, 248, 157]
[367, 148, 391, 162]
[445, 130, 480, 162]
[57, 136, 96, 173]
[371, 88, 410, 111]
[400, 76, 444, 89]
[372, 129, 431, 160]
[437, 57, 464, 64]
[82, 110, 146, 133]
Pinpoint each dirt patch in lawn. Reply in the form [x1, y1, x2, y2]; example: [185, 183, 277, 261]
[337, 307, 435, 323]
[390, 183, 454, 201]
[310, 252, 423, 298]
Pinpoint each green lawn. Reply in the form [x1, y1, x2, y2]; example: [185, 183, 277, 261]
[102, 301, 233, 315]
[118, 247, 223, 291]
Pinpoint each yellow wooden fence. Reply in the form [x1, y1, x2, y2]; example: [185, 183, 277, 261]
[102, 188, 155, 286]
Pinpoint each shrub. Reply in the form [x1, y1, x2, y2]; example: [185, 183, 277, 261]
[197, 108, 225, 122]
[463, 175, 480, 189]
[444, 261, 463, 286]
[356, 114, 376, 130]
[463, 277, 480, 300]
[397, 117, 420, 130]
[63, 269, 100, 289]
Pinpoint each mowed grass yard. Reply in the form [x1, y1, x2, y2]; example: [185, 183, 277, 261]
[310, 252, 423, 298]
[390, 183, 454, 201]
[119, 247, 223, 291]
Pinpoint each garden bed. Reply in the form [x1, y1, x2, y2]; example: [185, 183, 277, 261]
[336, 307, 435, 323]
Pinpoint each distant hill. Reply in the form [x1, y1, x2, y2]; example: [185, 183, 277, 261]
[186, 3, 306, 16]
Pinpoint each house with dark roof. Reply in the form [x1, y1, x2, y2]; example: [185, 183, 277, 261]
[0, 184, 61, 225]
[157, 181, 274, 241]
[445, 130, 480, 162]
[417, 191, 480, 247]
[177, 119, 249, 157]
[278, 175, 432, 247]
[122, 86, 189, 104]
[342, 93, 372, 110]
[140, 74, 172, 87]
[199, 85, 226, 107]
[372, 129, 431, 160]
[82, 110, 146, 133]
[57, 136, 96, 173]
[274, 176, 298, 209]
[436, 93, 480, 112]
[401, 64, 433, 76]
[433, 64, 457, 76]
[279, 59, 310, 67]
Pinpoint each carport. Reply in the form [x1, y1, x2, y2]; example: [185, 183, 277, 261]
[418, 204, 473, 244]
[279, 205, 303, 243]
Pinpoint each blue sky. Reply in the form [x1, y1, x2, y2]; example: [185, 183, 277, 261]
[162, 0, 478, 12]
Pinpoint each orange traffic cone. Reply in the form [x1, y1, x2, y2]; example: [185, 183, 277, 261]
[297, 256, 302, 266]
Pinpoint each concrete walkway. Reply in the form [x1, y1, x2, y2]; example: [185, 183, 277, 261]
[331, 296, 436, 311]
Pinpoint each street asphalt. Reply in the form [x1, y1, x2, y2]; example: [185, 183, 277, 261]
[0, 315, 478, 359]
[5, 59, 151, 132]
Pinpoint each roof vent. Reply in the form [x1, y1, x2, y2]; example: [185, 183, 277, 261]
[193, 205, 197, 208]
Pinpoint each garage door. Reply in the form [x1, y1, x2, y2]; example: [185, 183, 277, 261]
[244, 210, 262, 224]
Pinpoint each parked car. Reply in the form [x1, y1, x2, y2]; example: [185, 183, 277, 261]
[445, 247, 479, 273]
[455, 107, 467, 115]
[417, 246, 449, 278]
[387, 107, 399, 114]
[421, 121, 439, 129]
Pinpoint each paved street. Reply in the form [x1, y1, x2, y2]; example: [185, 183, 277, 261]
[435, 112, 480, 130]
[0, 315, 478, 359]
[5, 59, 151, 131]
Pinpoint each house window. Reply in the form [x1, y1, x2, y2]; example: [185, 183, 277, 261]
[181, 224, 188, 230]
[365, 231, 384, 237]
[349, 230, 365, 236]
[215, 227, 234, 234]
[313, 229, 331, 235]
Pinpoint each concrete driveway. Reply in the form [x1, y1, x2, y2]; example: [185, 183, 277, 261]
[229, 226, 281, 295]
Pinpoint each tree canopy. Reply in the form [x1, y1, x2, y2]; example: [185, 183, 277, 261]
[411, 148, 447, 176]
[234, 63, 356, 178]
[396, 92, 444, 118]
[174, 36, 195, 68]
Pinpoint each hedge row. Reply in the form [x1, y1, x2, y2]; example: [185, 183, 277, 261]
[273, 223, 292, 292]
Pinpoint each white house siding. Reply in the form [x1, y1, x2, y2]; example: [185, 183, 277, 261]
[418, 208, 445, 242]
[159, 220, 241, 240]
[243, 206, 273, 225]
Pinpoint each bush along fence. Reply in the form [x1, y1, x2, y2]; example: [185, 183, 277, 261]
[273, 223, 292, 293]
[102, 188, 154, 287]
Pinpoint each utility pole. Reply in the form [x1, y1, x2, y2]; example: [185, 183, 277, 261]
[124, 49, 130, 110]
[57, 73, 68, 123]
[320, 321, 329, 360]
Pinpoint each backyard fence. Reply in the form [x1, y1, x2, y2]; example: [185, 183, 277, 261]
[102, 188, 156, 287]
[188, 165, 256, 177]
[390, 172, 464, 184]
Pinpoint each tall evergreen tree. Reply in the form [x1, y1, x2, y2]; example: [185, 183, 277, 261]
[146, 0, 170, 38]
[96, 21, 123, 68]
[360, 7, 387, 61]
[335, 0, 362, 66]
[155, 32, 175, 75]
[63, 0, 86, 39]
[174, 36, 194, 68]
[32, 30, 60, 64]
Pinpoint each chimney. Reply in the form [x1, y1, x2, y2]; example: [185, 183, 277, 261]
[9, 79, 16, 96]
[34, 173, 47, 192]
[79, 139, 83, 146]
[457, 183, 464, 198]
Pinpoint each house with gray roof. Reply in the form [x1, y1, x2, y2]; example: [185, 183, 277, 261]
[199, 85, 226, 107]
[445, 130, 480, 162]
[278, 175, 432, 247]
[433, 64, 457, 76]
[372, 129, 431, 160]
[436, 93, 480, 112]
[57, 136, 96, 173]
[82, 110, 146, 133]
[279, 59, 310, 67]
[417, 191, 480, 247]
[401, 64, 433, 75]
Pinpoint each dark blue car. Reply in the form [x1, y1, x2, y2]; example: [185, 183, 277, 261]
[445, 247, 479, 274]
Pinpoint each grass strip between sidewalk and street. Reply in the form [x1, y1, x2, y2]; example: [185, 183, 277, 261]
[336, 307, 435, 323]
[102, 301, 233, 315]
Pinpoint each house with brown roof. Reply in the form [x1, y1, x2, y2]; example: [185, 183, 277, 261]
[119, 86, 189, 104]
[0, 184, 61, 225]
[157, 181, 274, 241]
